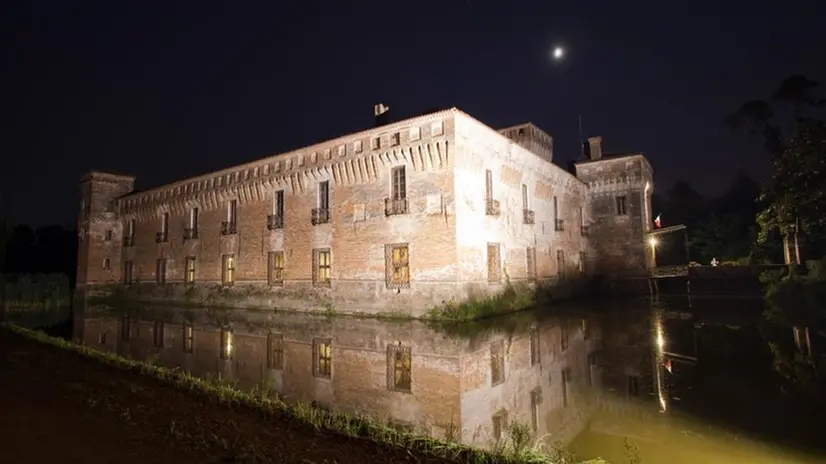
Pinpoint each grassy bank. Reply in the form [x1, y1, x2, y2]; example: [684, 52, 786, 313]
[2, 323, 604, 464]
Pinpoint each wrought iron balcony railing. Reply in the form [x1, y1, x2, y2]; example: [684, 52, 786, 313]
[385, 197, 408, 216]
[184, 227, 199, 240]
[267, 214, 284, 230]
[220, 221, 237, 236]
[485, 199, 500, 216]
[523, 209, 535, 224]
[311, 208, 330, 225]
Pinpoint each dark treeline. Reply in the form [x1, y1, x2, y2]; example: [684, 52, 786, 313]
[0, 223, 77, 282]
[652, 172, 772, 266]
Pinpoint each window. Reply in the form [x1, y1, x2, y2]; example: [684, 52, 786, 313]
[313, 248, 331, 287]
[485, 170, 493, 201]
[530, 388, 543, 431]
[267, 332, 284, 370]
[222, 254, 235, 286]
[161, 212, 169, 236]
[313, 338, 332, 378]
[391, 166, 406, 200]
[562, 368, 571, 407]
[190, 207, 199, 231]
[353, 140, 363, 153]
[371, 136, 381, 150]
[391, 132, 400, 146]
[487, 243, 501, 283]
[153, 321, 164, 347]
[156, 258, 167, 284]
[431, 121, 443, 136]
[220, 328, 233, 360]
[318, 181, 330, 210]
[123, 260, 134, 285]
[521, 184, 528, 210]
[557, 249, 565, 278]
[490, 341, 505, 386]
[268, 251, 284, 286]
[103, 258, 111, 270]
[227, 199, 238, 224]
[561, 325, 569, 351]
[104, 230, 113, 241]
[183, 324, 194, 353]
[615, 195, 628, 215]
[273, 190, 284, 216]
[185, 257, 196, 284]
[628, 375, 640, 396]
[385, 243, 410, 289]
[409, 127, 421, 141]
[526, 247, 537, 282]
[530, 328, 540, 365]
[387, 344, 412, 392]
[492, 410, 508, 441]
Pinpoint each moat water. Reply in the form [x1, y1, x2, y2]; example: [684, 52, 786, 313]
[72, 298, 825, 464]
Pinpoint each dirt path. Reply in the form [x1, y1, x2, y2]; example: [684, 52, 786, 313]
[0, 329, 456, 464]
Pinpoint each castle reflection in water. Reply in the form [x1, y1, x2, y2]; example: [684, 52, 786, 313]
[75, 304, 667, 450]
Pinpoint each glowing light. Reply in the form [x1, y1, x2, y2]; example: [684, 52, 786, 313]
[648, 237, 658, 247]
[656, 330, 665, 350]
[552, 46, 564, 60]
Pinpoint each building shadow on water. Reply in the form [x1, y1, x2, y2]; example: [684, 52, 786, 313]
[72, 300, 826, 463]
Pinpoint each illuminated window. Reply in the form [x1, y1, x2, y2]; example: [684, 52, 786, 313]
[185, 257, 196, 284]
[222, 254, 235, 286]
[490, 341, 505, 386]
[387, 344, 412, 392]
[312, 248, 331, 287]
[220, 328, 233, 360]
[313, 338, 332, 378]
[182, 324, 194, 353]
[267, 332, 284, 370]
[385, 244, 410, 289]
[268, 251, 284, 286]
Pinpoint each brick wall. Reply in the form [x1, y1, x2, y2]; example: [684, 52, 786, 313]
[77, 109, 653, 315]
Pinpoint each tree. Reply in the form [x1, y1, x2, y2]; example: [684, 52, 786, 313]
[728, 75, 825, 263]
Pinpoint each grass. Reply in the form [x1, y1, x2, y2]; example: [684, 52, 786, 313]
[2, 323, 605, 464]
[426, 281, 537, 323]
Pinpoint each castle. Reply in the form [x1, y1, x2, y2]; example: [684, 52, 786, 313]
[76, 107, 654, 316]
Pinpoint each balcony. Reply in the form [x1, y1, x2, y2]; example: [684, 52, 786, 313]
[311, 208, 330, 225]
[122, 236, 134, 247]
[184, 228, 199, 240]
[581, 225, 590, 237]
[485, 199, 500, 216]
[523, 209, 535, 225]
[385, 197, 408, 216]
[555, 219, 565, 231]
[267, 214, 284, 230]
[155, 231, 168, 244]
[221, 221, 237, 236]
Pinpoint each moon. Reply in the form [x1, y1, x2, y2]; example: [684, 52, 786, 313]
[552, 46, 564, 60]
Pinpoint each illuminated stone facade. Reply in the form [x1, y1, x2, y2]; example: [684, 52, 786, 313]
[76, 108, 653, 316]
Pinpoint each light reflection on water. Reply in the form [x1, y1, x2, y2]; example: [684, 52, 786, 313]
[75, 298, 825, 463]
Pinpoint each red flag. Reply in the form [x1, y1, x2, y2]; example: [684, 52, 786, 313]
[664, 359, 672, 373]
[654, 214, 661, 229]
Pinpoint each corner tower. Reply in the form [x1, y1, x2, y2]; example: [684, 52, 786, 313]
[575, 137, 654, 277]
[76, 172, 136, 291]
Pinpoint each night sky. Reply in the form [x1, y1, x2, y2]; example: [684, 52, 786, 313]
[5, 1, 826, 227]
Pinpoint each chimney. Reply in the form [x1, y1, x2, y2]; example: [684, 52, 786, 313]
[374, 103, 390, 127]
[585, 136, 603, 161]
